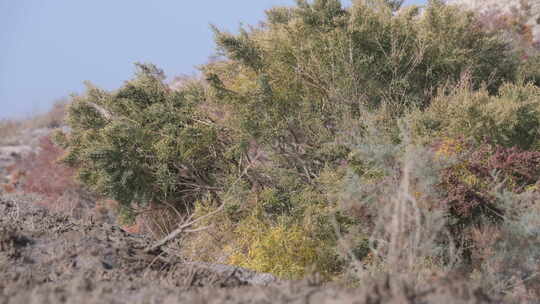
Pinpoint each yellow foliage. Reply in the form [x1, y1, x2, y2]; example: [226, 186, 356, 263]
[227, 215, 340, 280]
[525, 184, 538, 192]
[462, 173, 481, 187]
[435, 138, 486, 187]
[435, 137, 467, 158]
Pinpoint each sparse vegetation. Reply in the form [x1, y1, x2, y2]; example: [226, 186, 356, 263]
[0, 120, 23, 145]
[4, 136, 98, 218]
[0, 100, 66, 137]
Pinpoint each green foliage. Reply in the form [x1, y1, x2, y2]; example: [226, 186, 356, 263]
[470, 0, 540, 84]
[204, 0, 519, 189]
[222, 176, 348, 280]
[518, 53, 540, 86]
[181, 165, 350, 280]
[57, 63, 234, 210]
[228, 167, 353, 279]
[410, 82, 540, 150]
[57, 0, 540, 296]
[416, 1, 518, 95]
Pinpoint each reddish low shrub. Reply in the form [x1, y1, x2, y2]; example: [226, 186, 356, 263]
[440, 142, 540, 222]
[18, 136, 77, 199]
[438, 140, 540, 262]
[10, 136, 97, 217]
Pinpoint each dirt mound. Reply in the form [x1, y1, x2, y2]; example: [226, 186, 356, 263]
[0, 194, 499, 303]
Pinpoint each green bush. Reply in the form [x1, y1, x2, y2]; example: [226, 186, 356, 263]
[181, 166, 351, 279]
[200, 0, 521, 195]
[55, 63, 234, 212]
[470, 0, 540, 85]
[410, 82, 540, 150]
[55, 1, 540, 296]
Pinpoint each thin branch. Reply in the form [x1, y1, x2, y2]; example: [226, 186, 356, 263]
[144, 205, 224, 253]
[144, 149, 262, 254]
[86, 102, 113, 120]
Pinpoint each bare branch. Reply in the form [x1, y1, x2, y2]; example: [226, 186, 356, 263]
[144, 204, 224, 254]
[86, 101, 113, 120]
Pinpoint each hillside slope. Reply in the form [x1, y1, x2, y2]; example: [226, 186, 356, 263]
[447, 0, 540, 44]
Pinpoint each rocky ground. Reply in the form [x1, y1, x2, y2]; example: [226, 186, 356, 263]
[0, 193, 503, 303]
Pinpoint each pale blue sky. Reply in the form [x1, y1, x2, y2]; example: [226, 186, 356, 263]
[0, 0, 426, 119]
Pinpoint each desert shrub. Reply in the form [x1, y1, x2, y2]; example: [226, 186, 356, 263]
[341, 128, 460, 286]
[469, 190, 540, 301]
[51, 0, 540, 289]
[194, 1, 522, 272]
[227, 214, 342, 280]
[55, 63, 235, 214]
[181, 166, 349, 279]
[452, 0, 540, 86]
[203, 0, 518, 188]
[338, 120, 540, 286]
[410, 82, 540, 150]
[436, 139, 540, 262]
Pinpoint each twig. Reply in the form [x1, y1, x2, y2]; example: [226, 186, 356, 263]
[86, 102, 113, 120]
[144, 204, 223, 254]
[144, 149, 262, 254]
